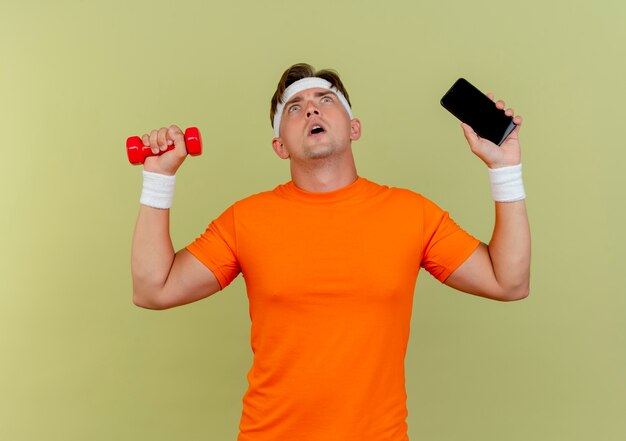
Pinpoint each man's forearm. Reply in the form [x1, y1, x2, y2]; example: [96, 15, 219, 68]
[131, 205, 176, 305]
[488, 200, 531, 298]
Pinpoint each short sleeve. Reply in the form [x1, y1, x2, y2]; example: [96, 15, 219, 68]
[420, 197, 480, 283]
[186, 205, 241, 289]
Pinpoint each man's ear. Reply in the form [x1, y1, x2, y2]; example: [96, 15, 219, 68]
[350, 118, 362, 141]
[272, 137, 290, 159]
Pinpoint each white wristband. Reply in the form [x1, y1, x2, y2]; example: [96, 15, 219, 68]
[140, 171, 176, 209]
[487, 164, 526, 202]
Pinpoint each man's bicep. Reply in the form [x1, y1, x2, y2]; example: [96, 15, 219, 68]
[160, 249, 222, 309]
[443, 242, 506, 301]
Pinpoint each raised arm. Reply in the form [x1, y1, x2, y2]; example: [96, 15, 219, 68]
[445, 95, 531, 301]
[131, 125, 220, 310]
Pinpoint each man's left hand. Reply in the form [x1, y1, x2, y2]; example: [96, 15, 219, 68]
[461, 93, 523, 169]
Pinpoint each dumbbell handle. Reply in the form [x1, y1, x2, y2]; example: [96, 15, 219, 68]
[126, 127, 202, 165]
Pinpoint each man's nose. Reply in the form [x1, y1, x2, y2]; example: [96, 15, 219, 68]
[305, 102, 320, 118]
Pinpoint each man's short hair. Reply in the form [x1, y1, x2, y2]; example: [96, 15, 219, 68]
[270, 63, 352, 128]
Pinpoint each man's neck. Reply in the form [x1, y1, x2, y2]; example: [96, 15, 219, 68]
[289, 154, 358, 193]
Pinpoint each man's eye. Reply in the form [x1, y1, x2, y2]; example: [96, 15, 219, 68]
[321, 96, 333, 103]
[288, 105, 300, 113]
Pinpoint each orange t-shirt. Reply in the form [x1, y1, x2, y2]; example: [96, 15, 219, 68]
[187, 177, 479, 441]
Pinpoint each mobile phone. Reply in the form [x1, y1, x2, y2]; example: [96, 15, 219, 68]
[440, 78, 516, 146]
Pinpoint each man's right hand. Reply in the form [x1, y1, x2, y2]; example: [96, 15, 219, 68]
[141, 124, 189, 176]
[131, 124, 221, 309]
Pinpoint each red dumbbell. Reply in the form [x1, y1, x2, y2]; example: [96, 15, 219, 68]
[126, 127, 202, 165]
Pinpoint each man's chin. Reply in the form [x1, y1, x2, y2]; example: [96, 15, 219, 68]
[304, 147, 335, 160]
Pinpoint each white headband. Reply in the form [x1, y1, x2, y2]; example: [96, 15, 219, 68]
[272, 77, 353, 137]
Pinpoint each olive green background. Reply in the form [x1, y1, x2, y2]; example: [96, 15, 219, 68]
[1, 0, 624, 440]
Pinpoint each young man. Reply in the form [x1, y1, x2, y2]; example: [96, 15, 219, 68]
[131, 63, 530, 440]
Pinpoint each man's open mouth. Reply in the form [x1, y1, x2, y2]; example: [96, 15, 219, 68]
[310, 125, 325, 135]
